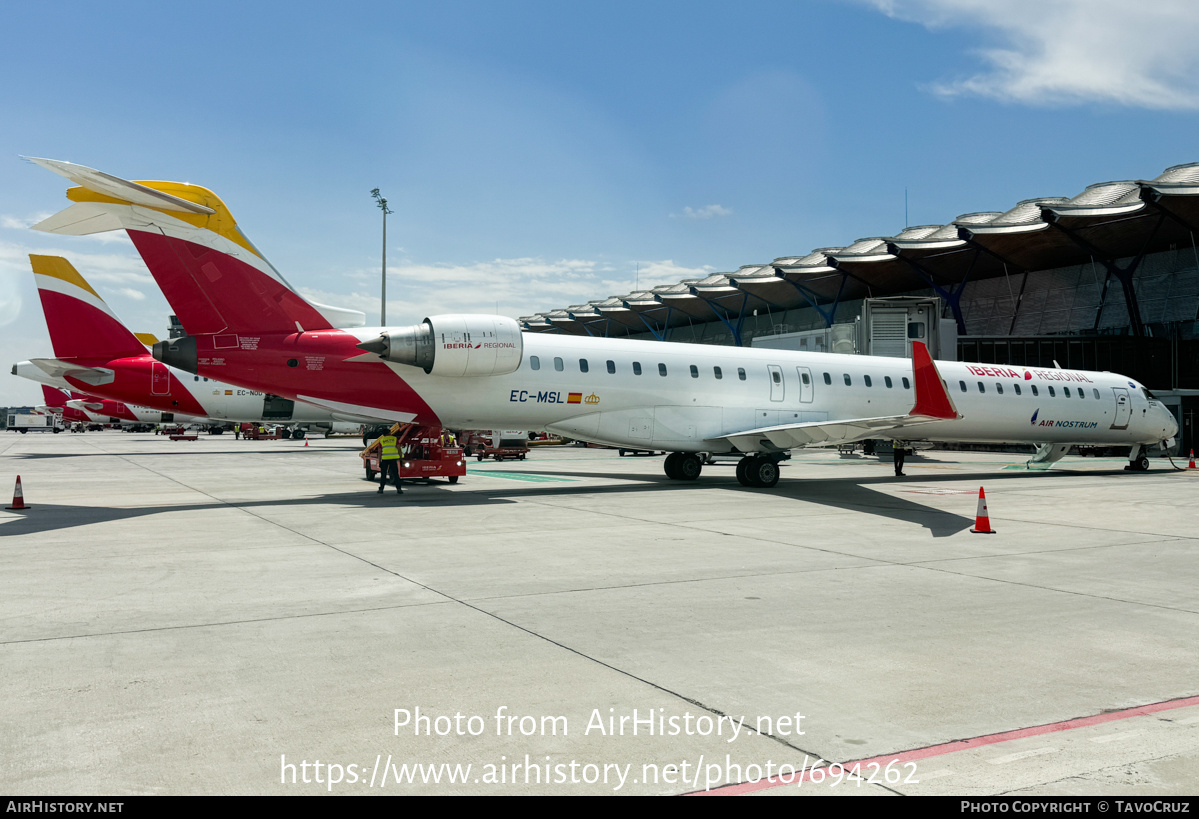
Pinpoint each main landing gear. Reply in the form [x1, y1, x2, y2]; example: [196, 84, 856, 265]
[663, 452, 703, 481]
[661, 452, 782, 488]
[736, 455, 780, 488]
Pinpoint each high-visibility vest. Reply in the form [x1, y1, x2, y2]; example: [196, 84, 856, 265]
[379, 435, 400, 460]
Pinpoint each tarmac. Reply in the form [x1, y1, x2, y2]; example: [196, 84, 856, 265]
[2, 431, 1197, 796]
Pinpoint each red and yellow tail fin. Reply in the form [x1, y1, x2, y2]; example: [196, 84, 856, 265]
[30, 255, 148, 364]
[28, 157, 364, 335]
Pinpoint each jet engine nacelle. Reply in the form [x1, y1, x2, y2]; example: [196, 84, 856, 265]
[357, 314, 524, 377]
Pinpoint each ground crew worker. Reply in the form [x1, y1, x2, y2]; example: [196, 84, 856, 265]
[377, 430, 403, 495]
[893, 441, 907, 477]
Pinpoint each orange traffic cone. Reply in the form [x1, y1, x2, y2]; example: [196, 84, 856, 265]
[304, 439, 309, 447]
[970, 486, 994, 534]
[1189, 450, 1196, 469]
[6, 475, 29, 510]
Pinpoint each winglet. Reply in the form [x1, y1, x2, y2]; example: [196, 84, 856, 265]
[909, 341, 959, 420]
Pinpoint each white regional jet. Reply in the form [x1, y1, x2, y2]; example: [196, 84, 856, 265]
[27, 157, 1179, 486]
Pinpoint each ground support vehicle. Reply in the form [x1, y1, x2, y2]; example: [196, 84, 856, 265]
[362, 424, 466, 485]
[461, 430, 528, 462]
[243, 425, 287, 440]
[7, 413, 63, 433]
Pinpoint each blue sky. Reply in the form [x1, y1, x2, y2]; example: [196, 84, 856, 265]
[3, 0, 1199, 405]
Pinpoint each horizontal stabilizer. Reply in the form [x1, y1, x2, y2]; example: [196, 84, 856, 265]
[29, 158, 366, 333]
[25, 157, 216, 214]
[28, 357, 115, 387]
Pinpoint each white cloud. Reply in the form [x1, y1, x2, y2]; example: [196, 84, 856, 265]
[0, 240, 152, 287]
[673, 204, 733, 220]
[867, 0, 1199, 110]
[607, 260, 717, 293]
[300, 257, 613, 323]
[298, 256, 720, 323]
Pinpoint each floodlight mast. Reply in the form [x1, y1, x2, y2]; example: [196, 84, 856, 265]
[371, 188, 393, 325]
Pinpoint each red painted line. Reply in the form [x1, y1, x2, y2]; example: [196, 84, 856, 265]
[693, 694, 1199, 796]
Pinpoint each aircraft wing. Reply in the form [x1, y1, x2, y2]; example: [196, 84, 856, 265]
[714, 341, 961, 453]
[716, 413, 947, 452]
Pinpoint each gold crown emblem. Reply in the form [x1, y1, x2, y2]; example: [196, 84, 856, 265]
[584, 393, 600, 405]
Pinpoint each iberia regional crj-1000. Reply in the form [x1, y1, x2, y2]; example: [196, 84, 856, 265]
[26, 158, 1178, 487]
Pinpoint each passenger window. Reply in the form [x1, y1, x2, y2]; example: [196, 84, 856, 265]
[714, 366, 723, 380]
[1031, 385, 1039, 396]
[843, 374, 852, 386]
[554, 357, 564, 372]
[690, 365, 699, 379]
[902, 377, 911, 389]
[884, 376, 892, 388]
[606, 360, 615, 374]
[864, 375, 872, 387]
[194, 376, 199, 381]
[738, 368, 746, 381]
[823, 372, 832, 385]
[772, 370, 781, 384]
[1014, 384, 1022, 396]
[978, 382, 985, 393]
[530, 356, 540, 371]
[1063, 387, 1071, 398]
[1079, 389, 1084, 399]
[959, 381, 967, 392]
[1093, 389, 1100, 399]
[1048, 386, 1055, 397]
[658, 363, 667, 377]
[633, 362, 642, 376]
[579, 359, 589, 373]
[801, 372, 810, 385]
[996, 383, 1003, 395]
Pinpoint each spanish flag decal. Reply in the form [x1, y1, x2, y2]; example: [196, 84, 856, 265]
[567, 393, 582, 404]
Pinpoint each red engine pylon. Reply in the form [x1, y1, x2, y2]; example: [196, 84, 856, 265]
[970, 486, 994, 534]
[6, 475, 30, 510]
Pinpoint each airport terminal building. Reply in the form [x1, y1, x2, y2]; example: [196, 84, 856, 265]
[520, 163, 1199, 454]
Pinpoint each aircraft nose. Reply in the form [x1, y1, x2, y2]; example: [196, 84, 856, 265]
[1164, 408, 1179, 439]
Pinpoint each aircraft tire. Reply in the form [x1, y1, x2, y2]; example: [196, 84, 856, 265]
[677, 453, 702, 481]
[449, 476, 459, 484]
[663, 452, 683, 480]
[736, 457, 757, 487]
[1136, 454, 1150, 471]
[750, 457, 780, 488]
[365, 465, 376, 480]
[292, 429, 306, 440]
